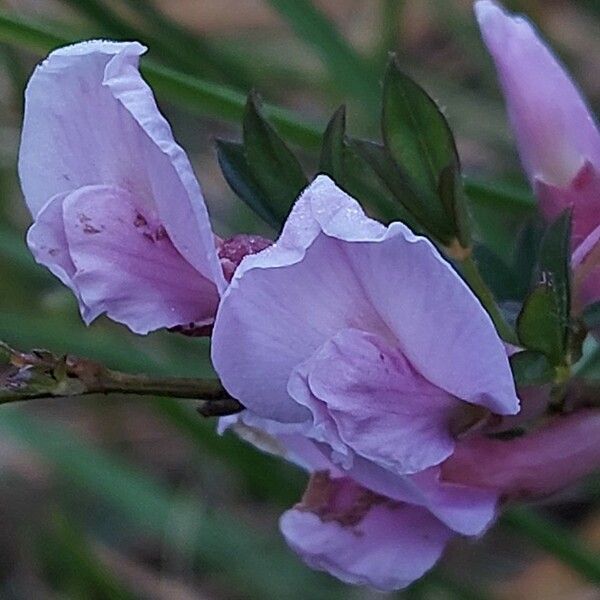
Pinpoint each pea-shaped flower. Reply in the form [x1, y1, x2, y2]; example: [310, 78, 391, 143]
[213, 176, 520, 590]
[476, 1, 600, 315]
[19, 41, 226, 334]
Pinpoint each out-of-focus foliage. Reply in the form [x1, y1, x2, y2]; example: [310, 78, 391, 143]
[0, 1, 598, 598]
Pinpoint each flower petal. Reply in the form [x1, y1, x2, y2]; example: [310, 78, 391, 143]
[280, 499, 452, 591]
[292, 328, 459, 474]
[19, 40, 224, 291]
[212, 176, 518, 422]
[62, 185, 218, 334]
[443, 409, 600, 499]
[475, 1, 600, 188]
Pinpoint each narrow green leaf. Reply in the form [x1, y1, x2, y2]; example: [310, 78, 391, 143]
[382, 57, 459, 199]
[216, 139, 279, 230]
[510, 350, 554, 386]
[265, 0, 379, 111]
[243, 93, 308, 225]
[517, 284, 564, 365]
[351, 139, 441, 238]
[319, 105, 346, 184]
[438, 165, 470, 248]
[537, 210, 572, 329]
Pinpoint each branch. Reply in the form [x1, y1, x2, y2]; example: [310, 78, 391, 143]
[0, 341, 242, 417]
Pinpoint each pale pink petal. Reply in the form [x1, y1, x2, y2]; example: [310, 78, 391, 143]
[62, 185, 218, 334]
[291, 328, 459, 474]
[442, 409, 600, 499]
[212, 176, 518, 422]
[19, 40, 224, 292]
[475, 1, 600, 188]
[537, 162, 600, 249]
[280, 479, 452, 591]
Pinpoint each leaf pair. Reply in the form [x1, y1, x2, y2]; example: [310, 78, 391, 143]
[217, 93, 308, 231]
[354, 58, 471, 251]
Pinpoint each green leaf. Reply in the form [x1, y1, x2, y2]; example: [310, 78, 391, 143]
[517, 284, 565, 365]
[265, 0, 379, 111]
[216, 139, 280, 230]
[243, 93, 308, 226]
[351, 139, 438, 238]
[382, 58, 458, 201]
[438, 165, 470, 248]
[319, 105, 346, 184]
[510, 350, 554, 386]
[537, 210, 572, 327]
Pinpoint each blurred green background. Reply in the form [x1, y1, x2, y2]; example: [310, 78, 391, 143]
[0, 0, 598, 598]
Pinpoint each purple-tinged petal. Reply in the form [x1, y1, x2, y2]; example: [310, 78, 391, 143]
[537, 162, 600, 249]
[280, 474, 452, 591]
[345, 456, 497, 536]
[292, 328, 459, 474]
[19, 40, 224, 292]
[62, 185, 218, 334]
[475, 1, 600, 190]
[212, 176, 518, 422]
[442, 409, 600, 499]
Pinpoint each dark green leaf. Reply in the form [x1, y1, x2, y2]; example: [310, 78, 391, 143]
[438, 165, 470, 248]
[537, 210, 572, 327]
[351, 139, 444, 239]
[319, 105, 346, 184]
[382, 58, 458, 200]
[510, 350, 554, 386]
[216, 139, 280, 230]
[517, 284, 565, 365]
[243, 93, 308, 225]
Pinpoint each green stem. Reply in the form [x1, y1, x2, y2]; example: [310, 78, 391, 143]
[502, 507, 600, 585]
[459, 255, 519, 345]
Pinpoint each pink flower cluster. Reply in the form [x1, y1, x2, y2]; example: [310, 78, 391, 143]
[17, 1, 600, 591]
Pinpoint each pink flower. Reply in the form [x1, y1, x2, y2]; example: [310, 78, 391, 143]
[213, 176, 520, 589]
[475, 1, 600, 313]
[444, 409, 600, 501]
[19, 41, 226, 334]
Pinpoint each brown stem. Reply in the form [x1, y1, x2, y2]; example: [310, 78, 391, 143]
[0, 341, 243, 416]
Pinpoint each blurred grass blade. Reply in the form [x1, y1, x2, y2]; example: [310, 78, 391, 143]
[265, 0, 380, 110]
[119, 0, 253, 88]
[0, 409, 339, 600]
[37, 511, 136, 599]
[502, 507, 600, 585]
[463, 177, 536, 213]
[0, 10, 322, 149]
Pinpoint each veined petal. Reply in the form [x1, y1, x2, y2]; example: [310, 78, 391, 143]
[292, 328, 459, 475]
[212, 176, 518, 422]
[280, 475, 452, 591]
[443, 409, 600, 499]
[475, 1, 600, 188]
[19, 40, 224, 292]
[62, 185, 218, 334]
